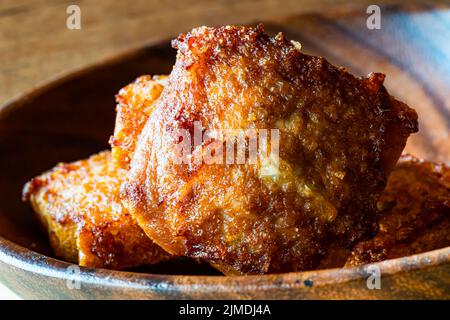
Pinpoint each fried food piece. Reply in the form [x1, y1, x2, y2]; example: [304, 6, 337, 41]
[110, 75, 167, 168]
[121, 25, 418, 274]
[346, 155, 450, 266]
[23, 151, 169, 269]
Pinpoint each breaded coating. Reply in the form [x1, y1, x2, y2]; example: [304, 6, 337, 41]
[346, 155, 450, 266]
[121, 25, 418, 275]
[22, 151, 169, 270]
[110, 75, 167, 168]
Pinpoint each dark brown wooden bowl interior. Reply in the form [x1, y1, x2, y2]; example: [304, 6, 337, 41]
[0, 41, 449, 299]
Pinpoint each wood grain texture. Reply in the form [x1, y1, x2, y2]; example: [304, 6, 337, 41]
[0, 0, 444, 102]
[0, 1, 449, 299]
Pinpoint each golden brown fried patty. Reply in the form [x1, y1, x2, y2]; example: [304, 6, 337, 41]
[346, 155, 450, 266]
[121, 25, 418, 275]
[23, 151, 169, 269]
[110, 75, 167, 168]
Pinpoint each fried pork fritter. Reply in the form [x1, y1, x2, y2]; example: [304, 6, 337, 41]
[345, 155, 450, 266]
[110, 75, 167, 168]
[22, 151, 169, 269]
[121, 25, 418, 275]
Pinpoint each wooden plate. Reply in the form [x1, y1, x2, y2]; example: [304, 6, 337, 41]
[0, 10, 449, 299]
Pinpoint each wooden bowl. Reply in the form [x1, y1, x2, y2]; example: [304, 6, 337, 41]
[0, 35, 449, 299]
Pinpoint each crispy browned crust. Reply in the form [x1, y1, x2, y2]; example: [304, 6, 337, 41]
[121, 25, 418, 275]
[110, 75, 167, 168]
[345, 155, 450, 267]
[22, 151, 170, 269]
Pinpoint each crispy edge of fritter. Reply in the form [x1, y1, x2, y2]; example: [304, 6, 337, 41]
[22, 151, 170, 270]
[344, 155, 450, 267]
[110, 75, 167, 169]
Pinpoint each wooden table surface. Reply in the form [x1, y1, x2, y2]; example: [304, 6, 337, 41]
[1, 0, 446, 103]
[1, 0, 449, 299]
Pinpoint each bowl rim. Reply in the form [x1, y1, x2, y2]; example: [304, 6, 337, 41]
[1, 235, 449, 293]
[0, 41, 449, 294]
